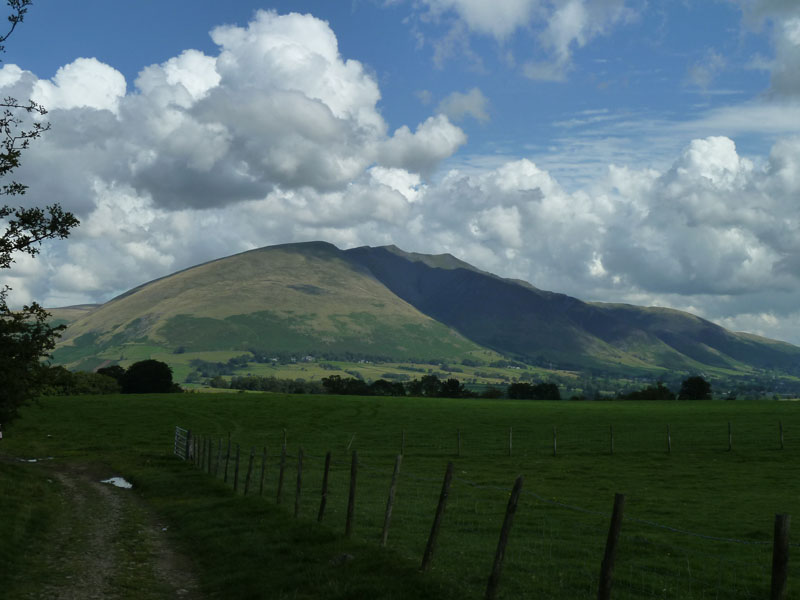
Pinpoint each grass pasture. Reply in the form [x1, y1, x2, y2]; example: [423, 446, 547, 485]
[3, 394, 799, 599]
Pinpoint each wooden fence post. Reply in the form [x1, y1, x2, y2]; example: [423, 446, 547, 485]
[215, 437, 221, 477]
[345, 450, 358, 537]
[244, 447, 255, 495]
[771, 513, 790, 600]
[553, 426, 557, 457]
[381, 454, 403, 547]
[233, 444, 241, 492]
[184, 429, 191, 462]
[318, 450, 332, 522]
[597, 493, 625, 600]
[277, 443, 287, 504]
[609, 425, 614, 455]
[485, 475, 524, 600]
[224, 433, 231, 483]
[294, 448, 304, 518]
[259, 446, 267, 497]
[421, 462, 455, 572]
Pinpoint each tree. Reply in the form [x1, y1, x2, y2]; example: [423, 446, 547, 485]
[507, 381, 561, 400]
[620, 381, 676, 401]
[0, 1, 79, 423]
[678, 375, 712, 400]
[38, 366, 121, 396]
[96, 365, 126, 385]
[121, 360, 179, 394]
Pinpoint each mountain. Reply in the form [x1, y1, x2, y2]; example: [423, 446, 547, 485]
[51, 241, 800, 378]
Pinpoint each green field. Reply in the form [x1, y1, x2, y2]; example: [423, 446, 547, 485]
[2, 394, 799, 598]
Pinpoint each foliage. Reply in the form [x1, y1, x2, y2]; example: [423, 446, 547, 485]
[37, 365, 120, 396]
[228, 374, 323, 394]
[96, 364, 125, 385]
[619, 381, 676, 401]
[0, 2, 80, 422]
[507, 381, 561, 400]
[121, 360, 180, 394]
[479, 386, 504, 399]
[189, 355, 250, 377]
[678, 375, 712, 400]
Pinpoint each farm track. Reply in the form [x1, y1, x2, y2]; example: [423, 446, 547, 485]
[23, 461, 203, 599]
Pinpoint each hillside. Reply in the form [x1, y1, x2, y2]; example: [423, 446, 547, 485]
[51, 241, 800, 380]
[52, 242, 487, 371]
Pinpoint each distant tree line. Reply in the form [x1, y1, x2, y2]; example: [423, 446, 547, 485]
[38, 360, 181, 395]
[222, 375, 323, 394]
[617, 376, 712, 401]
[507, 382, 561, 400]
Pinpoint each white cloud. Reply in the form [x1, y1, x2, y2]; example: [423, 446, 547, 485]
[420, 0, 539, 40]
[437, 87, 490, 122]
[378, 114, 467, 175]
[737, 0, 800, 98]
[135, 49, 220, 108]
[413, 0, 636, 80]
[3, 10, 466, 215]
[32, 58, 126, 113]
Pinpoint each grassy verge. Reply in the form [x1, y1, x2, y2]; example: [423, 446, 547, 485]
[0, 460, 64, 594]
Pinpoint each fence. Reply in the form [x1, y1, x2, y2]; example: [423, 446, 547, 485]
[172, 424, 795, 599]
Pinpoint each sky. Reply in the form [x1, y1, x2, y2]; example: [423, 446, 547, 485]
[2, 0, 800, 344]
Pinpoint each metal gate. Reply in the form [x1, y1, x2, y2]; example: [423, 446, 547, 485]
[174, 426, 191, 460]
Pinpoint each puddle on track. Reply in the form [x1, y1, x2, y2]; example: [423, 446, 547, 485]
[100, 477, 133, 489]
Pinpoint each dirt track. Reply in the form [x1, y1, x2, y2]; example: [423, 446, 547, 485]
[29, 463, 203, 599]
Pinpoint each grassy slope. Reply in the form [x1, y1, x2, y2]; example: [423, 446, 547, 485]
[52, 242, 486, 367]
[4, 394, 800, 599]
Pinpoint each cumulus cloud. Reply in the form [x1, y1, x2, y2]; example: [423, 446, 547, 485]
[32, 58, 126, 113]
[2, 9, 465, 216]
[437, 87, 490, 122]
[378, 115, 467, 175]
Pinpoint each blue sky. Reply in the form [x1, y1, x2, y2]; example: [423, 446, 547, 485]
[3, 0, 800, 344]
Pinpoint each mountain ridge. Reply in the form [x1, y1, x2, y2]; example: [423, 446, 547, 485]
[51, 241, 800, 379]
